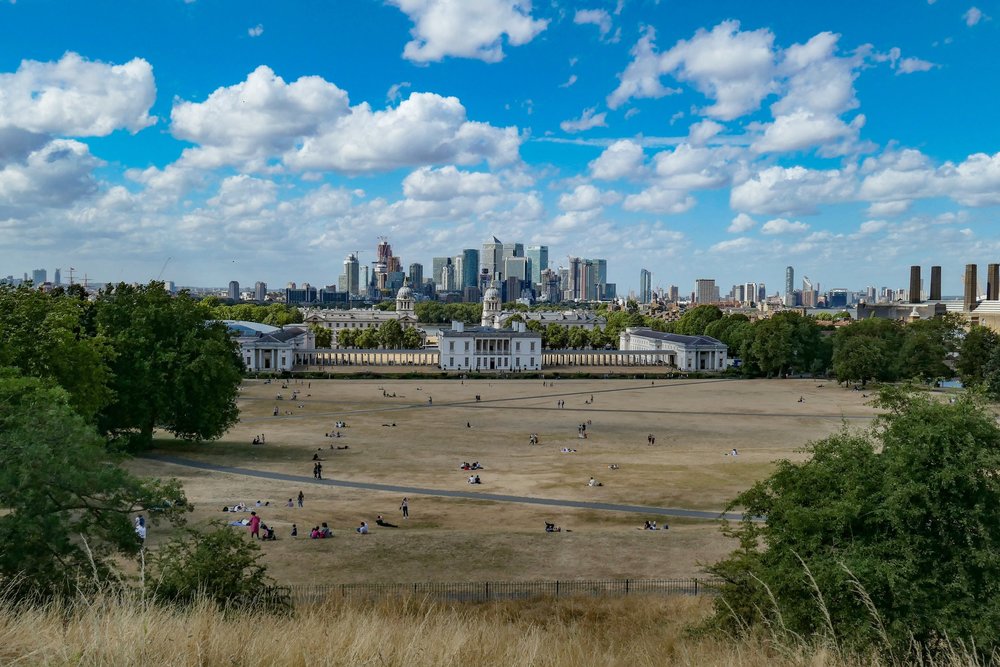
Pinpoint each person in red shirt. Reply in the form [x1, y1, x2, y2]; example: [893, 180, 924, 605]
[248, 511, 261, 539]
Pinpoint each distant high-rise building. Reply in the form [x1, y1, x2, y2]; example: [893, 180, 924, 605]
[343, 253, 360, 296]
[254, 281, 267, 302]
[482, 237, 503, 280]
[375, 237, 394, 290]
[504, 256, 528, 281]
[461, 249, 479, 289]
[695, 279, 717, 304]
[802, 276, 816, 308]
[743, 282, 757, 305]
[540, 268, 561, 303]
[408, 263, 423, 290]
[639, 269, 652, 304]
[758, 283, 766, 303]
[526, 245, 547, 285]
[502, 242, 524, 259]
[668, 285, 679, 302]
[31, 269, 46, 285]
[228, 280, 240, 302]
[432, 257, 451, 289]
[54, 268, 61, 286]
[784, 266, 795, 306]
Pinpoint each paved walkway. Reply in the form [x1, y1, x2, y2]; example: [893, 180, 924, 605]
[146, 454, 747, 522]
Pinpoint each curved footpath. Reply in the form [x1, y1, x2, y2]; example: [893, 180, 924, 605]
[145, 454, 747, 522]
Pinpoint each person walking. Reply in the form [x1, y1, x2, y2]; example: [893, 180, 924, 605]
[297, 490, 304, 507]
[400, 497, 409, 520]
[315, 462, 323, 480]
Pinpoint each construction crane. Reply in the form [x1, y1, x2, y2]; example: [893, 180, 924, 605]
[156, 257, 172, 281]
[68, 267, 76, 286]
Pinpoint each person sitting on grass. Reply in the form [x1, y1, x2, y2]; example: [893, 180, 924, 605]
[310, 526, 320, 539]
[545, 522, 561, 533]
[375, 515, 397, 528]
[588, 477, 602, 487]
[319, 522, 332, 538]
[357, 521, 369, 534]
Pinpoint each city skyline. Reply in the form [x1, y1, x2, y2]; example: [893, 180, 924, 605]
[0, 2, 998, 294]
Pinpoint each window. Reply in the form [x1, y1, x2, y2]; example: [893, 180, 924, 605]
[449, 357, 454, 367]
[530, 342, 536, 351]
[449, 341, 455, 351]
[465, 341, 470, 351]
[516, 342, 520, 351]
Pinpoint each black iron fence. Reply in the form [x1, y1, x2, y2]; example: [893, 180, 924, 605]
[283, 578, 720, 606]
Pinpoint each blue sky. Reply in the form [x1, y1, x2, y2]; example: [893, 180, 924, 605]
[0, 0, 997, 296]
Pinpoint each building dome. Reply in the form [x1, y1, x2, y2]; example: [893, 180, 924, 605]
[397, 284, 413, 300]
[484, 286, 500, 300]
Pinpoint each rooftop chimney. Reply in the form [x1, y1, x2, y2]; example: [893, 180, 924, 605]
[929, 266, 941, 301]
[909, 265, 921, 303]
[964, 264, 978, 311]
[988, 264, 999, 301]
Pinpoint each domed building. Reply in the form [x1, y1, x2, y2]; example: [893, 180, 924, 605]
[302, 278, 421, 347]
[481, 282, 502, 327]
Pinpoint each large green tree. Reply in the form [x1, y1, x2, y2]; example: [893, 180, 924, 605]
[309, 323, 333, 348]
[0, 372, 188, 598]
[0, 285, 112, 420]
[674, 305, 723, 335]
[95, 283, 245, 447]
[956, 325, 1000, 387]
[707, 389, 1000, 655]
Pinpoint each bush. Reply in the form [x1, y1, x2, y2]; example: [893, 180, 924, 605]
[149, 524, 288, 611]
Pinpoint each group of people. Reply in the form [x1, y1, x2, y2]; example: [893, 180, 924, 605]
[467, 474, 482, 484]
[460, 461, 482, 470]
[312, 462, 323, 479]
[646, 433, 656, 445]
[251, 433, 266, 445]
[310, 523, 333, 539]
[641, 520, 666, 531]
[528, 433, 540, 445]
[588, 477, 603, 487]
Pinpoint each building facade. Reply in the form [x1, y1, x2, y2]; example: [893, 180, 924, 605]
[619, 327, 727, 371]
[438, 320, 542, 372]
[640, 269, 652, 304]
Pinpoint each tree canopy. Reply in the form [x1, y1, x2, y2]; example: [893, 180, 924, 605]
[95, 283, 245, 447]
[707, 389, 1000, 655]
[0, 372, 189, 598]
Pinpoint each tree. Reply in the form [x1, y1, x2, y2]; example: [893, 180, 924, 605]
[749, 317, 795, 377]
[337, 328, 358, 348]
[707, 390, 1000, 655]
[545, 323, 568, 349]
[832, 336, 886, 387]
[402, 327, 424, 349]
[309, 324, 333, 348]
[0, 285, 113, 421]
[95, 283, 245, 447]
[377, 319, 404, 349]
[674, 305, 723, 335]
[150, 524, 285, 610]
[0, 372, 189, 598]
[357, 328, 379, 349]
[956, 325, 1000, 387]
[567, 326, 589, 349]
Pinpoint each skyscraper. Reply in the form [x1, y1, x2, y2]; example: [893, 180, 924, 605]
[502, 242, 524, 259]
[639, 269, 652, 304]
[432, 256, 450, 288]
[31, 269, 46, 285]
[54, 268, 61, 286]
[254, 281, 267, 302]
[482, 237, 503, 280]
[784, 266, 795, 306]
[408, 263, 423, 289]
[504, 256, 528, 281]
[461, 249, 479, 289]
[343, 253, 360, 295]
[228, 280, 240, 302]
[526, 245, 548, 284]
[695, 279, 717, 304]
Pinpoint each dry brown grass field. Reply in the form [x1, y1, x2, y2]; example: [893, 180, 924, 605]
[133, 377, 878, 586]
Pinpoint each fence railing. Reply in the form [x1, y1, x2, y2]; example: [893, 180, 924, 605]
[282, 578, 720, 606]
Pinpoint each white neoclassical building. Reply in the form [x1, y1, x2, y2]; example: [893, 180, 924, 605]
[302, 283, 421, 346]
[439, 320, 542, 372]
[618, 327, 727, 371]
[223, 321, 315, 372]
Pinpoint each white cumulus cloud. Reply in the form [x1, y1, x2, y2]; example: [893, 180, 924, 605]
[170, 66, 522, 174]
[560, 107, 607, 133]
[0, 52, 156, 136]
[963, 6, 984, 26]
[248, 24, 263, 37]
[761, 217, 809, 234]
[574, 9, 612, 38]
[728, 212, 755, 233]
[387, 0, 548, 63]
[402, 165, 503, 201]
[588, 139, 645, 180]
[622, 185, 695, 214]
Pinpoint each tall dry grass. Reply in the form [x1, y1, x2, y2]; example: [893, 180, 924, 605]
[0, 591, 989, 667]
